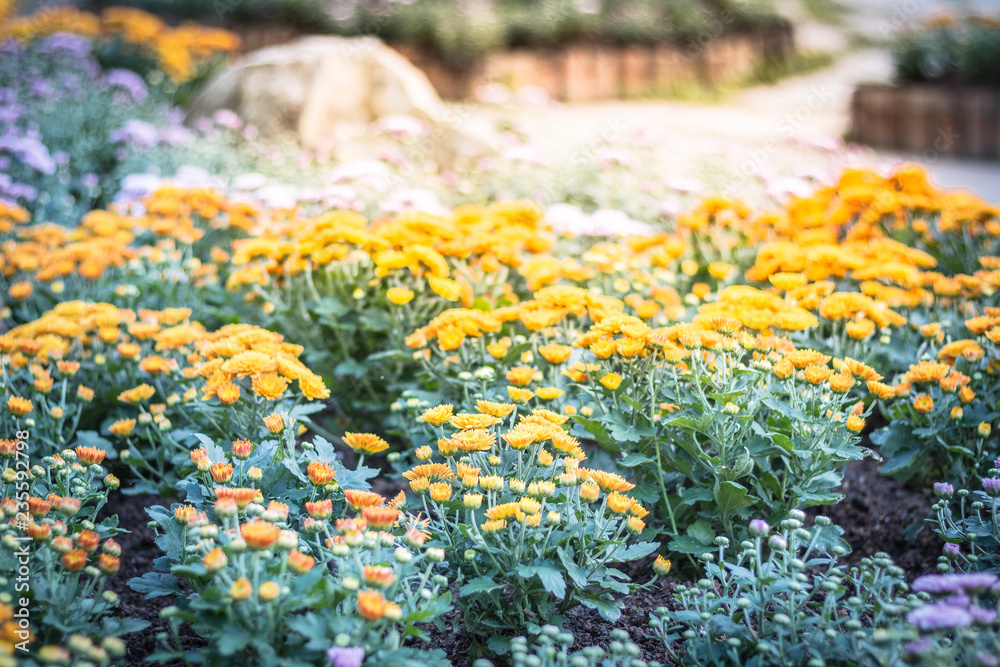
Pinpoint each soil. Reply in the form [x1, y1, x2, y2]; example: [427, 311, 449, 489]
[103, 454, 942, 666]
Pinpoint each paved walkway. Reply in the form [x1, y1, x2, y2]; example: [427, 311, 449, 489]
[499, 0, 1000, 202]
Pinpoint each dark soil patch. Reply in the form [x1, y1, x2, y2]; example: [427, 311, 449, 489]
[98, 492, 204, 666]
[817, 457, 941, 576]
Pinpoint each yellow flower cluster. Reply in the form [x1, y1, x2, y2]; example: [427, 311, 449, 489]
[0, 5, 240, 82]
[1, 187, 257, 293]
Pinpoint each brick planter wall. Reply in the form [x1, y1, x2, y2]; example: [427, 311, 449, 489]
[850, 83, 1000, 159]
[394, 24, 794, 101]
[232, 23, 795, 102]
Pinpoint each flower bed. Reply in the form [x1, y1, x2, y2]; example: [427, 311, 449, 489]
[4, 4, 1000, 667]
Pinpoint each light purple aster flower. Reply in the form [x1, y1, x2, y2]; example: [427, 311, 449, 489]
[944, 543, 960, 557]
[749, 519, 770, 537]
[35, 33, 91, 58]
[213, 109, 243, 130]
[905, 639, 932, 655]
[983, 477, 1000, 497]
[913, 573, 1000, 595]
[111, 119, 158, 148]
[327, 646, 365, 667]
[933, 482, 954, 498]
[993, 455, 1000, 470]
[0, 136, 55, 174]
[907, 603, 972, 631]
[969, 606, 998, 625]
[104, 69, 147, 102]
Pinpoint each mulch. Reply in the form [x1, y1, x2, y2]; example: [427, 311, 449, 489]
[102, 455, 942, 666]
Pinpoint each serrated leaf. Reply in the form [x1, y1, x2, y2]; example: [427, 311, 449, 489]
[128, 572, 181, 599]
[459, 576, 502, 596]
[193, 433, 226, 465]
[517, 564, 566, 599]
[715, 480, 756, 519]
[618, 452, 653, 467]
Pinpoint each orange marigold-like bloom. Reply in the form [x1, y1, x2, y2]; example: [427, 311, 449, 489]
[357, 589, 387, 621]
[867, 381, 896, 399]
[307, 460, 336, 486]
[420, 404, 454, 425]
[344, 489, 386, 510]
[217, 382, 241, 405]
[938, 340, 985, 365]
[306, 499, 333, 519]
[428, 482, 452, 502]
[210, 462, 234, 484]
[538, 344, 573, 365]
[583, 469, 635, 493]
[98, 553, 120, 574]
[506, 366, 536, 386]
[386, 287, 415, 305]
[476, 400, 515, 418]
[75, 446, 107, 466]
[7, 396, 32, 416]
[803, 365, 833, 385]
[214, 487, 260, 508]
[840, 358, 883, 382]
[343, 432, 390, 455]
[402, 463, 454, 481]
[62, 549, 88, 571]
[231, 439, 255, 459]
[263, 413, 285, 433]
[108, 418, 136, 438]
[846, 415, 866, 433]
[449, 413, 500, 430]
[118, 384, 156, 404]
[362, 506, 399, 530]
[287, 549, 316, 574]
[75, 530, 100, 552]
[599, 373, 623, 390]
[363, 565, 396, 588]
[251, 373, 289, 400]
[913, 393, 934, 413]
[241, 520, 280, 550]
[230, 577, 252, 601]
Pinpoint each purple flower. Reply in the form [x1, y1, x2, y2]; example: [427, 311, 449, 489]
[0, 136, 55, 174]
[905, 639, 932, 655]
[111, 120, 158, 148]
[944, 543, 960, 557]
[213, 109, 243, 130]
[970, 606, 998, 625]
[749, 519, 770, 537]
[768, 534, 787, 551]
[993, 455, 1000, 470]
[327, 646, 365, 667]
[983, 477, 1000, 497]
[104, 69, 147, 102]
[34, 33, 91, 58]
[933, 482, 954, 498]
[912, 573, 999, 595]
[907, 603, 972, 631]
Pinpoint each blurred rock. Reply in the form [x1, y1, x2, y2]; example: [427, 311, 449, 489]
[187, 36, 495, 167]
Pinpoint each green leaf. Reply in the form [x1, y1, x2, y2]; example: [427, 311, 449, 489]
[192, 433, 226, 466]
[128, 572, 181, 599]
[517, 565, 566, 599]
[616, 541, 659, 562]
[459, 577, 502, 596]
[714, 480, 756, 519]
[579, 597, 622, 622]
[618, 452, 653, 467]
[667, 536, 713, 555]
[686, 519, 715, 546]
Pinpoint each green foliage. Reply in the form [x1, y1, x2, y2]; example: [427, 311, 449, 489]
[651, 514, 913, 666]
[403, 404, 656, 640]
[928, 470, 1000, 574]
[135, 438, 449, 667]
[0, 449, 147, 662]
[892, 14, 1000, 86]
[475, 626, 661, 667]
